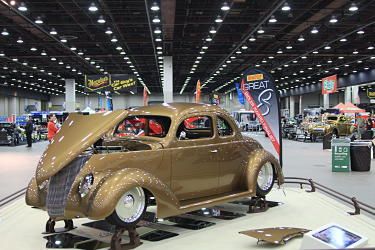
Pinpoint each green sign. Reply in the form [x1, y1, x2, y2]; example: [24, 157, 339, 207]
[331, 138, 350, 172]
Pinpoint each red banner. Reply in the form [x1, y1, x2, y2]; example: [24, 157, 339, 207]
[321, 75, 337, 94]
[195, 80, 201, 103]
[143, 87, 148, 106]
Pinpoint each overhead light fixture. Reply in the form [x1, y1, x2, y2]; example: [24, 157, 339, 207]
[116, 46, 123, 50]
[338, 56, 344, 59]
[297, 35, 304, 42]
[88, 2, 98, 12]
[10, 1, 16, 6]
[60, 38, 67, 43]
[340, 38, 347, 42]
[368, 46, 374, 50]
[301, 56, 307, 59]
[0, 51, 4, 56]
[110, 36, 118, 42]
[324, 45, 331, 50]
[311, 26, 319, 34]
[286, 45, 293, 49]
[281, 2, 291, 11]
[154, 27, 161, 34]
[329, 15, 338, 23]
[215, 15, 223, 23]
[49, 28, 57, 35]
[357, 30, 364, 34]
[249, 36, 256, 42]
[353, 50, 358, 54]
[151, 2, 160, 11]
[202, 45, 208, 49]
[236, 50, 242, 54]
[257, 27, 265, 34]
[277, 49, 283, 54]
[35, 16, 43, 24]
[206, 36, 212, 42]
[1, 28, 9, 36]
[155, 37, 162, 42]
[30, 47, 37, 51]
[58, 61, 64, 65]
[152, 16, 161, 23]
[268, 56, 274, 59]
[241, 45, 248, 50]
[78, 51, 84, 55]
[221, 2, 230, 11]
[70, 46, 77, 51]
[41, 50, 47, 56]
[17, 37, 23, 43]
[51, 57, 56, 61]
[105, 27, 113, 35]
[97, 15, 106, 24]
[348, 2, 358, 12]
[18, 2, 27, 11]
[269, 15, 277, 23]
[120, 51, 126, 55]
[209, 27, 216, 34]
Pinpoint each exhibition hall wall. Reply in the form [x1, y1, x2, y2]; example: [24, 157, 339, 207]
[0, 95, 42, 116]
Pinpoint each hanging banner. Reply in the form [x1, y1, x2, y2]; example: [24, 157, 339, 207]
[195, 80, 201, 103]
[143, 87, 148, 106]
[85, 75, 111, 91]
[321, 74, 337, 94]
[241, 69, 282, 165]
[110, 74, 137, 93]
[235, 82, 245, 105]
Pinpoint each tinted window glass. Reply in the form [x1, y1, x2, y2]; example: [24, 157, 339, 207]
[176, 116, 213, 140]
[217, 116, 233, 136]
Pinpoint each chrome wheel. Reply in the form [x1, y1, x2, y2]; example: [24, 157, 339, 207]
[256, 162, 274, 195]
[115, 187, 145, 223]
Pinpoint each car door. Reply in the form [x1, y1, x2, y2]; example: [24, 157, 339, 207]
[169, 114, 219, 201]
[215, 115, 248, 193]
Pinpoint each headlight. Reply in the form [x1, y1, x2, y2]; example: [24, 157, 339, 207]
[78, 173, 94, 198]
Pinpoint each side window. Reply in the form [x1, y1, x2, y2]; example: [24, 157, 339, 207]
[217, 116, 233, 137]
[176, 116, 213, 140]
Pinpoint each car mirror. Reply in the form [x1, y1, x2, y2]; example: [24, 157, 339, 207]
[179, 131, 187, 140]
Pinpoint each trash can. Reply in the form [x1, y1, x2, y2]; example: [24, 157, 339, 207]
[350, 141, 371, 171]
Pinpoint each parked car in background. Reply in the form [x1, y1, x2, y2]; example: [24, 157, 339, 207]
[0, 122, 21, 146]
[232, 110, 262, 131]
[26, 103, 283, 228]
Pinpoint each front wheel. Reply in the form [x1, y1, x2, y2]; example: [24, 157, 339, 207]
[256, 162, 275, 197]
[106, 187, 147, 228]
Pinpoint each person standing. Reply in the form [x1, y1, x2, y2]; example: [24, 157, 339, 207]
[47, 115, 58, 142]
[25, 117, 33, 148]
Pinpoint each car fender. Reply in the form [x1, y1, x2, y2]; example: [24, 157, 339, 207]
[243, 148, 284, 192]
[87, 168, 180, 219]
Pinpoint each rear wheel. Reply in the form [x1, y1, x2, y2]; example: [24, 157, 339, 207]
[106, 187, 147, 228]
[256, 162, 275, 197]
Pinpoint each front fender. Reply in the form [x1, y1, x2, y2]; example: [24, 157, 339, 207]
[87, 168, 180, 219]
[243, 149, 284, 192]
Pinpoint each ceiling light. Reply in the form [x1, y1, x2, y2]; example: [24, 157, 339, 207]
[340, 38, 347, 42]
[10, 1, 16, 6]
[0, 51, 4, 56]
[277, 49, 283, 54]
[329, 15, 338, 23]
[209, 27, 216, 34]
[327, 60, 333, 63]
[152, 16, 161, 23]
[18, 2, 27, 11]
[17, 37, 23, 43]
[30, 47, 37, 51]
[312, 51, 319, 54]
[281, 2, 291, 11]
[151, 2, 160, 11]
[236, 50, 242, 54]
[286, 45, 293, 49]
[58, 61, 64, 65]
[338, 56, 344, 59]
[353, 50, 358, 54]
[70, 46, 77, 51]
[155, 37, 162, 42]
[345, 64, 349, 67]
[348, 2, 358, 12]
[269, 15, 277, 23]
[78, 51, 84, 55]
[199, 51, 205, 54]
[301, 56, 307, 59]
[120, 51, 126, 55]
[311, 27, 319, 34]
[66, 65, 71, 68]
[116, 46, 122, 50]
[156, 46, 162, 50]
[1, 28, 9, 36]
[357, 60, 362, 63]
[357, 30, 364, 34]
[97, 15, 106, 24]
[241, 45, 248, 50]
[368, 46, 374, 50]
[35, 16, 43, 24]
[85, 57, 90, 60]
[51, 57, 56, 61]
[202, 45, 208, 49]
[364, 67, 369, 70]
[105, 27, 112, 35]
[154, 27, 161, 34]
[268, 56, 274, 59]
[298, 35, 304, 42]
[88, 2, 98, 12]
[215, 15, 223, 23]
[221, 2, 230, 11]
[257, 27, 265, 34]
[324, 45, 331, 50]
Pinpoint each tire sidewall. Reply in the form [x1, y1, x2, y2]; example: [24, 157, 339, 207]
[256, 163, 275, 197]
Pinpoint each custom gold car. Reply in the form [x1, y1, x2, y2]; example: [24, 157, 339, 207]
[306, 114, 355, 140]
[26, 103, 283, 227]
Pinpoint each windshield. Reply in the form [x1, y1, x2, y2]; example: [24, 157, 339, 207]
[327, 116, 338, 121]
[114, 115, 171, 138]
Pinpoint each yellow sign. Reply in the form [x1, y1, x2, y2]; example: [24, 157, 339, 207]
[247, 74, 264, 81]
[86, 76, 110, 90]
[111, 78, 136, 91]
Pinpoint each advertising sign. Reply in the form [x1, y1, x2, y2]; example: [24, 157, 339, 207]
[321, 75, 337, 94]
[241, 68, 282, 164]
[85, 75, 110, 91]
[235, 82, 245, 105]
[367, 88, 375, 99]
[110, 74, 137, 92]
[331, 138, 350, 172]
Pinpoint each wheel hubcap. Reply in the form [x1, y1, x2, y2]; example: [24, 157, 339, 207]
[115, 187, 145, 223]
[257, 163, 274, 191]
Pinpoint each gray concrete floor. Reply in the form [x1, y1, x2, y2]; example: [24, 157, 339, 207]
[0, 134, 374, 207]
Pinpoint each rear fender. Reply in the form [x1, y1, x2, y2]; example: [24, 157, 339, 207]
[87, 168, 179, 219]
[243, 149, 284, 192]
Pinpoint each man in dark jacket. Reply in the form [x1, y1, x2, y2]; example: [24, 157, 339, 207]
[25, 117, 33, 147]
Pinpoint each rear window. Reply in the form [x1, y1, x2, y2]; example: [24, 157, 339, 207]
[327, 116, 338, 121]
[115, 116, 171, 138]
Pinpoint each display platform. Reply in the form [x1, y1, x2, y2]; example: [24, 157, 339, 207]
[1, 187, 375, 250]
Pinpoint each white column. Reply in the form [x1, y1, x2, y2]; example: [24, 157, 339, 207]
[299, 95, 303, 114]
[323, 94, 329, 109]
[289, 96, 295, 118]
[345, 87, 351, 103]
[163, 56, 173, 103]
[65, 79, 76, 112]
[351, 86, 360, 104]
[8, 96, 17, 116]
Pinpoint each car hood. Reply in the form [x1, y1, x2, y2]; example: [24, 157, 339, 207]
[35, 110, 128, 183]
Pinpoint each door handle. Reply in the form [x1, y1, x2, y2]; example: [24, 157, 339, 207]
[210, 149, 218, 153]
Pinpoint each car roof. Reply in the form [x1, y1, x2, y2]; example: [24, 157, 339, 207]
[128, 102, 228, 118]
